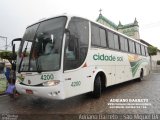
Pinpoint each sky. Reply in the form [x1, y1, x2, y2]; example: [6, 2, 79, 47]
[0, 0, 160, 50]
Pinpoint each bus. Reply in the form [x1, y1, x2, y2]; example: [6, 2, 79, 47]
[13, 15, 150, 99]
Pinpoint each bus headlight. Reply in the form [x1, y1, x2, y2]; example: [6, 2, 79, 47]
[43, 80, 60, 86]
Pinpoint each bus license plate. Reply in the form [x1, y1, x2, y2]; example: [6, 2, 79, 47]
[26, 89, 33, 94]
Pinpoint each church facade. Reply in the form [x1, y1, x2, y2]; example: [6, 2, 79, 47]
[96, 13, 140, 40]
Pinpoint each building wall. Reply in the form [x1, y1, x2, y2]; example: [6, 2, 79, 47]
[118, 26, 140, 40]
[151, 51, 160, 70]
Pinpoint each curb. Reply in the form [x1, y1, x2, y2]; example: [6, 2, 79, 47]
[0, 93, 6, 96]
[0, 94, 7, 98]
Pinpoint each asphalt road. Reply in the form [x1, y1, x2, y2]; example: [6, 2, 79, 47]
[0, 72, 160, 120]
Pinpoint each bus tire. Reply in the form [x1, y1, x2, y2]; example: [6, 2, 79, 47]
[92, 75, 101, 98]
[138, 69, 144, 82]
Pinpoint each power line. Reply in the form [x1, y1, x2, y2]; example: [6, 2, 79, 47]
[0, 36, 7, 50]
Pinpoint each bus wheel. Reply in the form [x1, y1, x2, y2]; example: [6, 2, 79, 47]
[138, 69, 144, 82]
[92, 75, 101, 98]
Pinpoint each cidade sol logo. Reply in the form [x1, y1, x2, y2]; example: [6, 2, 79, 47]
[93, 53, 123, 61]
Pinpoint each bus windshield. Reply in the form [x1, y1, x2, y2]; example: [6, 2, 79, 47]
[17, 17, 67, 72]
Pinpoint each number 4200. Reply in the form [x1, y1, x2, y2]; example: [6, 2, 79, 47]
[71, 81, 81, 87]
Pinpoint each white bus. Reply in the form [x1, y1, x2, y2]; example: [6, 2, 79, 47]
[13, 15, 150, 99]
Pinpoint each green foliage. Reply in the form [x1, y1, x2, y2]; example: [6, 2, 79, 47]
[148, 46, 157, 56]
[157, 60, 160, 65]
[0, 51, 16, 61]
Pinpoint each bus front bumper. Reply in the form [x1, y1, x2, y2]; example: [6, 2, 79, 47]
[15, 82, 65, 100]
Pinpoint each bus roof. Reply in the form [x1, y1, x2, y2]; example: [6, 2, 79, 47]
[26, 14, 70, 28]
[26, 14, 147, 47]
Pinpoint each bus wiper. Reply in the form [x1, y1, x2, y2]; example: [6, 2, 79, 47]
[18, 42, 28, 73]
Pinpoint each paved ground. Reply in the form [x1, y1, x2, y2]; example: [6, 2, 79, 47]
[0, 72, 160, 120]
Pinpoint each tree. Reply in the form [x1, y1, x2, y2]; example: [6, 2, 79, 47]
[148, 46, 157, 56]
[148, 46, 158, 70]
[0, 51, 16, 64]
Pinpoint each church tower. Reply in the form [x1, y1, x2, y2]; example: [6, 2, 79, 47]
[117, 18, 140, 40]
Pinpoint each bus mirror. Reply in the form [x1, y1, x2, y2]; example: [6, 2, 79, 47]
[11, 43, 17, 60]
[12, 38, 22, 46]
[12, 38, 22, 59]
[12, 44, 15, 54]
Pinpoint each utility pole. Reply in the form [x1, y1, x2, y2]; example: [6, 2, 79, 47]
[0, 36, 7, 50]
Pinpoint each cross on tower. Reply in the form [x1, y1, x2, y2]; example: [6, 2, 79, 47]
[99, 9, 102, 15]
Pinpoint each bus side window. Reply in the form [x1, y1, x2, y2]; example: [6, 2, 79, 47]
[91, 24, 100, 46]
[65, 35, 77, 60]
[145, 47, 149, 56]
[120, 36, 125, 51]
[64, 17, 89, 70]
[129, 40, 132, 53]
[124, 38, 128, 52]
[141, 45, 146, 56]
[108, 31, 114, 49]
[132, 41, 136, 53]
[135, 43, 141, 54]
[107, 31, 119, 50]
[99, 28, 107, 47]
[129, 40, 135, 53]
[114, 34, 119, 50]
[91, 24, 107, 48]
